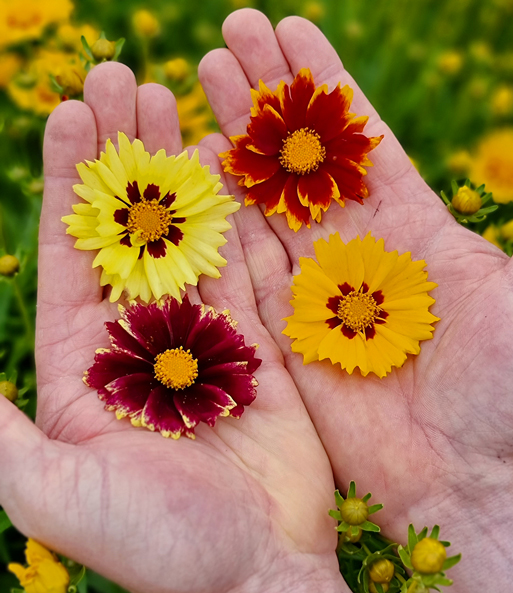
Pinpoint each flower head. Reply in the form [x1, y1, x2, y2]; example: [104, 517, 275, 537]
[221, 68, 382, 232]
[84, 296, 261, 439]
[0, 253, 19, 276]
[469, 128, 513, 203]
[283, 233, 438, 378]
[62, 132, 239, 303]
[411, 537, 447, 574]
[8, 538, 70, 593]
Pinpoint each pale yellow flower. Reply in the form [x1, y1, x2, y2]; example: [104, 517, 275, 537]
[8, 538, 69, 593]
[0, 0, 73, 49]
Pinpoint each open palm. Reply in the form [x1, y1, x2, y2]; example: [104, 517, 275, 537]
[0, 62, 345, 593]
[199, 10, 513, 591]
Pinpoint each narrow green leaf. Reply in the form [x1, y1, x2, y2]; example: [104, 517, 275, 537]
[334, 490, 344, 507]
[418, 526, 428, 540]
[113, 39, 125, 62]
[81, 36, 94, 61]
[430, 525, 440, 539]
[348, 481, 356, 498]
[407, 524, 417, 552]
[451, 180, 459, 194]
[360, 520, 380, 532]
[442, 553, 461, 570]
[367, 503, 383, 515]
[440, 190, 451, 205]
[328, 509, 341, 520]
[0, 510, 12, 533]
[397, 546, 412, 569]
[362, 492, 372, 503]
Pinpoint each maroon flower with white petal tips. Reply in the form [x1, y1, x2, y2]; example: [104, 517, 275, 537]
[84, 296, 261, 439]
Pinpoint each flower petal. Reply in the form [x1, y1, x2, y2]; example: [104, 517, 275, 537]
[142, 385, 185, 438]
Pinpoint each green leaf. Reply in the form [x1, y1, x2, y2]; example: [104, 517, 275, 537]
[336, 520, 350, 532]
[362, 492, 372, 503]
[81, 36, 94, 61]
[360, 520, 380, 532]
[451, 180, 459, 194]
[429, 524, 440, 540]
[367, 503, 383, 515]
[348, 481, 356, 498]
[407, 524, 417, 552]
[334, 490, 344, 507]
[418, 526, 428, 540]
[397, 546, 412, 569]
[440, 190, 451, 205]
[0, 510, 12, 533]
[442, 553, 461, 570]
[49, 74, 64, 94]
[328, 509, 341, 520]
[113, 39, 126, 62]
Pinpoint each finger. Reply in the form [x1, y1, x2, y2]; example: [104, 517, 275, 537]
[40, 99, 101, 313]
[84, 62, 137, 153]
[136, 83, 182, 155]
[222, 9, 293, 91]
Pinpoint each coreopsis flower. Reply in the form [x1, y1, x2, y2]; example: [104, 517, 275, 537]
[283, 233, 438, 378]
[411, 538, 447, 574]
[469, 128, 513, 203]
[84, 296, 261, 439]
[62, 132, 239, 302]
[221, 68, 382, 232]
[329, 482, 383, 540]
[8, 538, 70, 593]
[0, 0, 73, 49]
[0, 52, 21, 88]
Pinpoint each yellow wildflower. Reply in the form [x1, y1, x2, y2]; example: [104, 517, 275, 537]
[302, 2, 325, 22]
[469, 128, 513, 203]
[8, 538, 69, 593]
[447, 149, 471, 176]
[0, 0, 73, 49]
[55, 22, 99, 54]
[483, 219, 513, 249]
[133, 9, 160, 37]
[0, 52, 22, 88]
[164, 57, 190, 81]
[492, 85, 513, 116]
[176, 82, 216, 145]
[438, 50, 463, 75]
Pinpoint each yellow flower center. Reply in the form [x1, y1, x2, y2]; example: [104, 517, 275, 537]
[279, 128, 326, 175]
[337, 290, 382, 333]
[127, 199, 173, 243]
[154, 347, 199, 390]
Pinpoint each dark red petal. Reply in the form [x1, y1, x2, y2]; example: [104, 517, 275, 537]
[146, 238, 167, 258]
[282, 174, 311, 229]
[372, 290, 385, 305]
[127, 180, 141, 204]
[245, 167, 289, 213]
[144, 183, 160, 201]
[228, 403, 244, 419]
[306, 85, 352, 143]
[247, 104, 287, 155]
[85, 350, 153, 389]
[321, 161, 368, 204]
[121, 302, 172, 356]
[281, 69, 316, 131]
[163, 225, 183, 246]
[174, 384, 232, 428]
[171, 217, 186, 224]
[163, 296, 202, 348]
[327, 295, 342, 315]
[143, 385, 186, 436]
[338, 282, 354, 296]
[223, 136, 281, 185]
[253, 82, 283, 116]
[114, 208, 129, 226]
[326, 317, 342, 329]
[161, 191, 176, 208]
[326, 134, 380, 164]
[100, 373, 155, 415]
[341, 325, 357, 339]
[364, 325, 376, 340]
[203, 373, 258, 406]
[105, 320, 155, 362]
[297, 169, 337, 210]
[362, 283, 369, 293]
[120, 234, 132, 247]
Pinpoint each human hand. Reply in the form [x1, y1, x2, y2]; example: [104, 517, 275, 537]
[0, 62, 345, 593]
[200, 9, 513, 590]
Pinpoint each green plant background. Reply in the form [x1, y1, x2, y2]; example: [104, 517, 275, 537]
[1, 0, 512, 591]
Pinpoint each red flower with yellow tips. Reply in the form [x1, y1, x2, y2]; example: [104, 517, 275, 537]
[221, 68, 383, 232]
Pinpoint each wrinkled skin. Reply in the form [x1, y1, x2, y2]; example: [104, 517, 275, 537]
[198, 9, 513, 591]
[0, 62, 344, 593]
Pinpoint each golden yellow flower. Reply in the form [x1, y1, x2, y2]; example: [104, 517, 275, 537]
[176, 82, 216, 146]
[55, 22, 99, 53]
[8, 49, 85, 115]
[437, 50, 463, 75]
[0, 0, 73, 49]
[8, 538, 69, 593]
[62, 132, 239, 303]
[283, 233, 438, 378]
[132, 9, 160, 37]
[447, 149, 471, 176]
[482, 219, 513, 249]
[164, 57, 190, 81]
[469, 128, 513, 203]
[491, 85, 513, 116]
[0, 52, 22, 88]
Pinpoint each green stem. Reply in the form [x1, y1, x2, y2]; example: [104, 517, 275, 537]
[0, 205, 7, 251]
[13, 277, 33, 338]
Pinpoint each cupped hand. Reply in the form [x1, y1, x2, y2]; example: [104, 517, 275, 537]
[0, 62, 345, 593]
[200, 9, 513, 590]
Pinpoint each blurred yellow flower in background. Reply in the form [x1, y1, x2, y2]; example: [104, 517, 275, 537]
[0, 0, 74, 49]
[8, 538, 69, 593]
[483, 219, 513, 249]
[438, 50, 464, 75]
[176, 82, 216, 145]
[8, 49, 86, 116]
[302, 2, 326, 22]
[491, 85, 513, 115]
[164, 57, 190, 81]
[133, 9, 160, 38]
[55, 22, 99, 53]
[0, 52, 22, 88]
[469, 128, 513, 203]
[447, 149, 472, 176]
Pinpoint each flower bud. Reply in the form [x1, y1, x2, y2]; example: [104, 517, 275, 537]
[133, 10, 160, 37]
[369, 558, 395, 584]
[411, 537, 447, 574]
[343, 527, 362, 543]
[369, 581, 389, 593]
[451, 186, 482, 215]
[91, 38, 116, 61]
[55, 67, 85, 97]
[340, 497, 369, 525]
[0, 254, 20, 277]
[0, 380, 18, 402]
